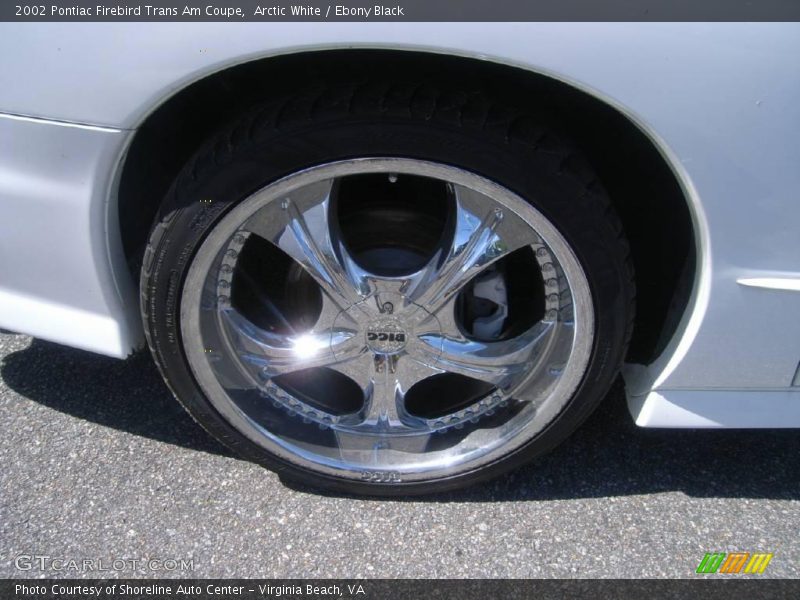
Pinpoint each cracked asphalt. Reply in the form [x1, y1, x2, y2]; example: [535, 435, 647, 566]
[0, 332, 798, 579]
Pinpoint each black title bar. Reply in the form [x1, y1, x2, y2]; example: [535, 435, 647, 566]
[3, 579, 800, 600]
[3, 0, 800, 22]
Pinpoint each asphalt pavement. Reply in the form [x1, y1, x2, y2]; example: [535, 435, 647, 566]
[1, 332, 798, 578]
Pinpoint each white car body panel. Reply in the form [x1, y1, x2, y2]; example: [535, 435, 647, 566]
[0, 113, 140, 354]
[1, 22, 799, 427]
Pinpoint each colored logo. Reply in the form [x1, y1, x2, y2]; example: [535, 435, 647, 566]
[696, 552, 773, 574]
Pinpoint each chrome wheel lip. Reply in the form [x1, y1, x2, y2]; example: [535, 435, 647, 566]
[180, 158, 594, 483]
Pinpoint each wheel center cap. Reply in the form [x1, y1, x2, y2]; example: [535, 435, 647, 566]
[365, 318, 407, 355]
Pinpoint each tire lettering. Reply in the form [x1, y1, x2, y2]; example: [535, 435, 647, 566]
[360, 471, 402, 483]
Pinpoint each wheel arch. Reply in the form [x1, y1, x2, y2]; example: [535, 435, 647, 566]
[116, 47, 700, 367]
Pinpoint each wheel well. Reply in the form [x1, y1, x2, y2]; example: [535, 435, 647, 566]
[118, 49, 695, 364]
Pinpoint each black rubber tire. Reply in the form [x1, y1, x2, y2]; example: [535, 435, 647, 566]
[141, 80, 635, 496]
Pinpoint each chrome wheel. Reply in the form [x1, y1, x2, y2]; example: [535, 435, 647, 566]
[180, 158, 593, 483]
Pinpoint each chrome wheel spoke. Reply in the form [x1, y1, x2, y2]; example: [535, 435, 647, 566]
[359, 356, 405, 428]
[243, 179, 369, 310]
[337, 355, 436, 431]
[220, 308, 358, 378]
[415, 321, 557, 388]
[412, 296, 464, 340]
[410, 184, 538, 314]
